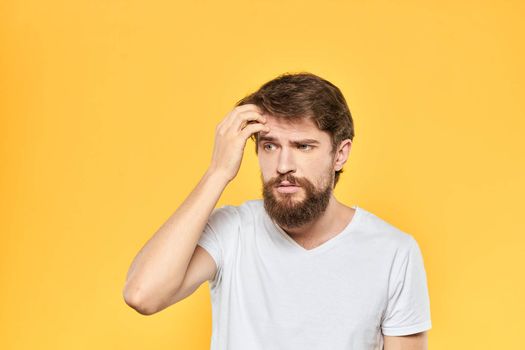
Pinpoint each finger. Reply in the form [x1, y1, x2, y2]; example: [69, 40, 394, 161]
[234, 111, 267, 132]
[223, 104, 264, 130]
[235, 103, 264, 114]
[240, 122, 270, 139]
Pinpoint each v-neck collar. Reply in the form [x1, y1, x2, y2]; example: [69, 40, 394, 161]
[262, 204, 362, 256]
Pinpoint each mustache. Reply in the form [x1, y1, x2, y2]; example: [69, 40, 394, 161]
[270, 175, 301, 186]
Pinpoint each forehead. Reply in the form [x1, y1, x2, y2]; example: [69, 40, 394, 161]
[258, 115, 329, 142]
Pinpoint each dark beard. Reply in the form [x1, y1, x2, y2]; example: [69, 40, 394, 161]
[261, 173, 333, 229]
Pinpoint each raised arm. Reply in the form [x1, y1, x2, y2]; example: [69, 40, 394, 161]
[122, 104, 269, 315]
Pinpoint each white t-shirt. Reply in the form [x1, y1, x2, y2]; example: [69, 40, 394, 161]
[197, 199, 431, 350]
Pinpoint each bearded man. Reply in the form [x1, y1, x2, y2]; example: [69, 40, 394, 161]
[123, 72, 432, 350]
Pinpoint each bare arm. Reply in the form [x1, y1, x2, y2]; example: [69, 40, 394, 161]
[122, 104, 269, 315]
[122, 169, 229, 315]
[383, 331, 428, 350]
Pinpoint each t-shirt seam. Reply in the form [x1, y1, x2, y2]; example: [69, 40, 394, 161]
[381, 319, 432, 335]
[381, 319, 431, 330]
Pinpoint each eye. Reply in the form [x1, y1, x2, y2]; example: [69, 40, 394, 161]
[298, 144, 312, 150]
[263, 143, 275, 151]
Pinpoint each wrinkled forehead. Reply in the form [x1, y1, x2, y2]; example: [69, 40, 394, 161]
[257, 114, 331, 144]
[261, 114, 320, 132]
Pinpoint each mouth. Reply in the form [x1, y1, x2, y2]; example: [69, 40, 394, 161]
[276, 185, 301, 193]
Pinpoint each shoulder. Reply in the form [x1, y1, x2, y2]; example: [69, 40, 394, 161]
[356, 206, 418, 253]
[231, 199, 265, 219]
[210, 199, 263, 224]
[207, 204, 241, 229]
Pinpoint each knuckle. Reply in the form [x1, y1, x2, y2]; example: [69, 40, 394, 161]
[237, 109, 248, 118]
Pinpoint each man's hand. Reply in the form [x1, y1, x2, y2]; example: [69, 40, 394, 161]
[208, 104, 269, 182]
[383, 331, 428, 350]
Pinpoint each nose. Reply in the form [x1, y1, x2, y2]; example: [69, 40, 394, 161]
[276, 147, 296, 175]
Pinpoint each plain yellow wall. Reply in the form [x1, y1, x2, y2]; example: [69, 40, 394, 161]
[1, 0, 524, 349]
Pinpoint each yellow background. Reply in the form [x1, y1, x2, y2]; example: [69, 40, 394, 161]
[1, 0, 524, 349]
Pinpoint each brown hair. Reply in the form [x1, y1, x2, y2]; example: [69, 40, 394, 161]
[234, 71, 355, 188]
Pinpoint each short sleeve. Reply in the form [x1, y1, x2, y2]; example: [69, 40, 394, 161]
[197, 205, 239, 288]
[381, 236, 432, 336]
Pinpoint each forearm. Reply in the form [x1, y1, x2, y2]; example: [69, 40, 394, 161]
[123, 169, 229, 312]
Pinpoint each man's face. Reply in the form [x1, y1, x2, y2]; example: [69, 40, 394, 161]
[257, 115, 337, 229]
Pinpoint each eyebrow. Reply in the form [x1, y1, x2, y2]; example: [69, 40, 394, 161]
[258, 136, 320, 145]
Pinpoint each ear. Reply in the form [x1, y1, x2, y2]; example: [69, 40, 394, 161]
[333, 139, 352, 171]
